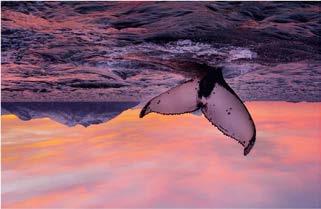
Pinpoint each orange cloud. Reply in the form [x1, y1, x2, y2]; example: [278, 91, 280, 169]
[2, 102, 321, 208]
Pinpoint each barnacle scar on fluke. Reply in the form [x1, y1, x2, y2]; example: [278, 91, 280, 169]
[140, 65, 256, 156]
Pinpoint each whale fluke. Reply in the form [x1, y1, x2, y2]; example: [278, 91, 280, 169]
[140, 67, 256, 156]
[140, 79, 201, 117]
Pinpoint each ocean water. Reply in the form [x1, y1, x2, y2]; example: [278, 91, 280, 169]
[1, 2, 321, 208]
[1, 2, 321, 102]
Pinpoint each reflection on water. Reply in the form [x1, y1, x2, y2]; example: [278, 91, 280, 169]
[1, 102, 321, 208]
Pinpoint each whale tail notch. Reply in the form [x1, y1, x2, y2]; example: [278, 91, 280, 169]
[140, 67, 256, 156]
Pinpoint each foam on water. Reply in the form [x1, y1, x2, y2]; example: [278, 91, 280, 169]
[227, 48, 257, 61]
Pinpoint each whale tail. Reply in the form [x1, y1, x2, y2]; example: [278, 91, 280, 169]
[140, 67, 256, 156]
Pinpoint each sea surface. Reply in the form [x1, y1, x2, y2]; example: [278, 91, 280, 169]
[1, 2, 321, 102]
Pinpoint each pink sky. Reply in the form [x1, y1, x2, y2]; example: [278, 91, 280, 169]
[2, 102, 321, 208]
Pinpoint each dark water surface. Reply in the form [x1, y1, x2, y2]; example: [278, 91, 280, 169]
[1, 2, 321, 102]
